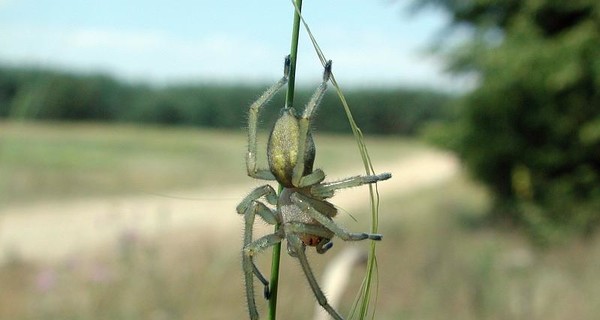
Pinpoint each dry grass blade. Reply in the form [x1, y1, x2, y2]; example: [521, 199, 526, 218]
[288, 1, 383, 318]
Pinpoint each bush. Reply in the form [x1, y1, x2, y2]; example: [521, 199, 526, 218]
[421, 0, 600, 243]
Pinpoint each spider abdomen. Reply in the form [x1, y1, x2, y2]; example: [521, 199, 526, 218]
[267, 109, 315, 188]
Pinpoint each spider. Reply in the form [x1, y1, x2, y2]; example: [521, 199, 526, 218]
[236, 56, 392, 320]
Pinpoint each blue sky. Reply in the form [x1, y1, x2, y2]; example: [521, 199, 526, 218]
[0, 0, 469, 90]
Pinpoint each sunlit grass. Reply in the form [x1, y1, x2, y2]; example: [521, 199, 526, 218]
[0, 121, 421, 208]
[4, 121, 600, 320]
[3, 134, 600, 319]
[0, 121, 239, 205]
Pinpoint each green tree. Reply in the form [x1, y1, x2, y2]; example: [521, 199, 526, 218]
[419, 0, 600, 242]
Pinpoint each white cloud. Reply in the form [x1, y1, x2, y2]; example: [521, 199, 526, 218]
[0, 22, 468, 90]
[0, 24, 279, 81]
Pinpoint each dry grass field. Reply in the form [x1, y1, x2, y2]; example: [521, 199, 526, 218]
[1, 121, 599, 319]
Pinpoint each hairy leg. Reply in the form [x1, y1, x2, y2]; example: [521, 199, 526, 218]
[236, 184, 278, 224]
[242, 231, 284, 319]
[291, 61, 332, 187]
[291, 193, 382, 241]
[247, 56, 290, 180]
[287, 234, 344, 320]
[238, 184, 282, 319]
[311, 172, 392, 199]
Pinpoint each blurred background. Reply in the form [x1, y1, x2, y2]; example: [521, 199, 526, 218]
[1, 0, 599, 319]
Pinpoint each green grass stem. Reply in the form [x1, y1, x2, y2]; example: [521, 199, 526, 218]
[285, 0, 303, 110]
[267, 224, 282, 320]
[269, 1, 304, 319]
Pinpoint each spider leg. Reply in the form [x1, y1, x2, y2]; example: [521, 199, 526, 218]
[311, 172, 392, 199]
[247, 56, 290, 181]
[237, 184, 282, 319]
[316, 238, 334, 254]
[236, 185, 279, 224]
[252, 263, 270, 296]
[302, 60, 332, 119]
[243, 233, 284, 320]
[285, 222, 335, 254]
[287, 233, 345, 320]
[291, 61, 332, 188]
[291, 193, 383, 241]
[285, 222, 334, 240]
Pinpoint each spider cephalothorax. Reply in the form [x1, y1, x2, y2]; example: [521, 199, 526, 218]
[237, 56, 391, 320]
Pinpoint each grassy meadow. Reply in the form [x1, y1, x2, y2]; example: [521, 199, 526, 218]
[1, 121, 600, 319]
[0, 121, 420, 207]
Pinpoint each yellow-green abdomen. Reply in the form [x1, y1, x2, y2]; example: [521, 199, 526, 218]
[267, 109, 315, 187]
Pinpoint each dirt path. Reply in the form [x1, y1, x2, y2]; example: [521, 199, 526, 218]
[0, 150, 458, 264]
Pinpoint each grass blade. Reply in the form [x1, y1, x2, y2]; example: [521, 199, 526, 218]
[288, 1, 383, 318]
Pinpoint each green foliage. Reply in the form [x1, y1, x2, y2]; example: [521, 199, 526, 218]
[421, 0, 600, 243]
[0, 66, 451, 135]
[0, 68, 126, 120]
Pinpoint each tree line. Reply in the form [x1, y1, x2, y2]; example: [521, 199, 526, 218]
[0, 66, 453, 136]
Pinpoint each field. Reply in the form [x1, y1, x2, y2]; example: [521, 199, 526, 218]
[1, 121, 600, 320]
